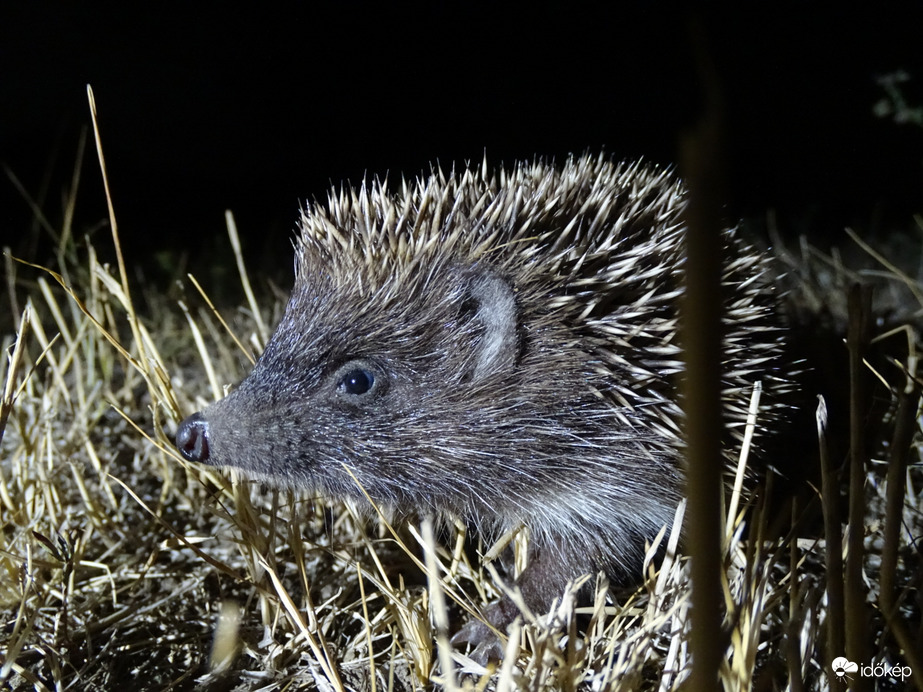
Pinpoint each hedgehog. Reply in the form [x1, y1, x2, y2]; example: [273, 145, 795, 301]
[175, 153, 792, 658]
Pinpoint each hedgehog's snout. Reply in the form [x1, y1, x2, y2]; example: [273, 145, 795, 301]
[176, 411, 211, 463]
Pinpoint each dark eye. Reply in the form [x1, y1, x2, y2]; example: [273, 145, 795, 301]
[340, 368, 375, 395]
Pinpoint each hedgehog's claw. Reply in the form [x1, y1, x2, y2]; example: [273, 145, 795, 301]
[451, 618, 506, 664]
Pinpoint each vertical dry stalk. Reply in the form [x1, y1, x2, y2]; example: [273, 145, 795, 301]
[845, 284, 872, 690]
[817, 395, 845, 666]
[679, 17, 730, 691]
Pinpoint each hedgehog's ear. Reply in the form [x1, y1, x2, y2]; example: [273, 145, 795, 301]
[465, 269, 521, 380]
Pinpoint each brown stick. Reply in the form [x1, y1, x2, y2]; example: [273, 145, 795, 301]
[845, 283, 872, 691]
[817, 395, 845, 666]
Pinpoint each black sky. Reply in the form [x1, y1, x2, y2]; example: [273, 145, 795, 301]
[3, 3, 922, 280]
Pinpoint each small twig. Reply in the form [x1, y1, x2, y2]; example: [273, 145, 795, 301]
[817, 395, 845, 665]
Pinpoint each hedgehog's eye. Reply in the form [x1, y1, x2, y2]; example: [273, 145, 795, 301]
[332, 360, 385, 403]
[340, 368, 375, 395]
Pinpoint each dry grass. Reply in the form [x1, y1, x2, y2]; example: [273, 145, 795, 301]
[1, 99, 920, 690]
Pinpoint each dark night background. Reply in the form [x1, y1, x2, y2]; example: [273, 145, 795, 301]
[3, 3, 923, 297]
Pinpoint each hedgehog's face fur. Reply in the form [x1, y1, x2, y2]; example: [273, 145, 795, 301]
[200, 258, 535, 498]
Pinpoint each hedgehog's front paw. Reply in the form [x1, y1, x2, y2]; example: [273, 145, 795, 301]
[451, 599, 519, 663]
[451, 618, 505, 664]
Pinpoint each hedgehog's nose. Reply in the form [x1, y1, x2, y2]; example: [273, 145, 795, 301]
[176, 412, 211, 462]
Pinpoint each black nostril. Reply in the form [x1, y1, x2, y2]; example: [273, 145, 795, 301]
[176, 412, 211, 462]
